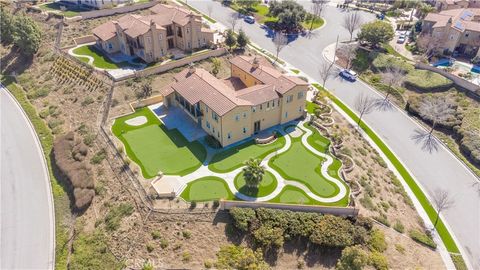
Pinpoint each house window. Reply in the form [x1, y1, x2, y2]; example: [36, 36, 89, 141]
[217, 132, 220, 138]
[177, 27, 183, 38]
[206, 106, 209, 113]
[285, 112, 288, 118]
[286, 95, 293, 103]
[206, 121, 210, 129]
[186, 27, 190, 34]
[159, 33, 163, 40]
[299, 106, 303, 112]
[228, 132, 231, 139]
[272, 100, 275, 108]
[267, 102, 270, 108]
[187, 41, 191, 49]
[212, 111, 218, 122]
[212, 127, 215, 133]
[260, 104, 263, 110]
[252, 106, 256, 112]
[297, 91, 304, 99]
[243, 112, 247, 118]
[108, 43, 113, 50]
[235, 114, 240, 121]
[243, 127, 247, 134]
[147, 37, 151, 44]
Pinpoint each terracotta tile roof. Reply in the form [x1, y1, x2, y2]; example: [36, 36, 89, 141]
[92, 21, 116, 41]
[229, 55, 299, 94]
[424, 8, 480, 32]
[234, 84, 279, 105]
[149, 4, 200, 26]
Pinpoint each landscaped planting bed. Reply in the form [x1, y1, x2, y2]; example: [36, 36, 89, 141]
[234, 171, 278, 197]
[112, 108, 206, 178]
[180, 177, 234, 202]
[208, 135, 286, 173]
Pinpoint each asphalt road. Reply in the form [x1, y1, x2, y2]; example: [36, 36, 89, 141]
[1, 86, 55, 269]
[188, 1, 480, 268]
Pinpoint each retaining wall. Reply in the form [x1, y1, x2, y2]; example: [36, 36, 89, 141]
[129, 95, 164, 111]
[74, 35, 96, 46]
[80, 1, 159, 19]
[220, 200, 359, 217]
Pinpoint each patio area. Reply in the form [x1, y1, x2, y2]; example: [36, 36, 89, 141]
[149, 103, 207, 142]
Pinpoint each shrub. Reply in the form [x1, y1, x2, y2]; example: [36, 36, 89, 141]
[395, 244, 405, 254]
[229, 207, 256, 231]
[368, 229, 387, 252]
[151, 230, 161, 240]
[253, 225, 284, 250]
[160, 238, 168, 249]
[146, 243, 154, 252]
[371, 53, 413, 73]
[90, 149, 106, 164]
[182, 251, 191, 262]
[204, 260, 213, 269]
[310, 215, 355, 247]
[355, 216, 373, 231]
[369, 251, 388, 270]
[81, 96, 95, 106]
[405, 70, 453, 92]
[27, 87, 50, 99]
[182, 230, 192, 239]
[393, 220, 405, 233]
[336, 245, 369, 270]
[69, 230, 122, 270]
[215, 245, 268, 270]
[409, 229, 437, 249]
[373, 214, 390, 227]
[105, 203, 134, 231]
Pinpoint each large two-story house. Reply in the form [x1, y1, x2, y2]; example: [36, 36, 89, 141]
[92, 4, 215, 63]
[160, 56, 309, 147]
[423, 8, 480, 57]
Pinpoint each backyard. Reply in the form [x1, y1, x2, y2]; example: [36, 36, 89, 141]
[72, 45, 144, 70]
[38, 2, 85, 17]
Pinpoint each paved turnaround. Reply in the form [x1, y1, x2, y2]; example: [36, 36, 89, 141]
[188, 1, 480, 268]
[1, 85, 55, 269]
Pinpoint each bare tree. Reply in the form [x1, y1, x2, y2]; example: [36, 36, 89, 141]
[375, 66, 405, 110]
[354, 92, 376, 125]
[309, 0, 329, 31]
[318, 61, 336, 90]
[228, 12, 240, 32]
[273, 33, 287, 65]
[432, 188, 455, 228]
[207, 4, 213, 18]
[416, 33, 444, 60]
[411, 96, 456, 153]
[342, 11, 362, 41]
[336, 43, 358, 69]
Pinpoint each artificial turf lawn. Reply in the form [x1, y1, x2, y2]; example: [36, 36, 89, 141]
[269, 129, 342, 198]
[312, 83, 460, 253]
[73, 45, 141, 69]
[208, 135, 286, 173]
[306, 101, 319, 114]
[268, 185, 316, 205]
[112, 108, 206, 178]
[180, 177, 234, 201]
[234, 171, 278, 197]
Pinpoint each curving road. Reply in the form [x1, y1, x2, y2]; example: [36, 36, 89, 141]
[1, 85, 55, 269]
[188, 1, 480, 268]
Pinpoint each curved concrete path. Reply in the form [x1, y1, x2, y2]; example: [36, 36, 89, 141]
[1, 85, 55, 269]
[177, 121, 348, 203]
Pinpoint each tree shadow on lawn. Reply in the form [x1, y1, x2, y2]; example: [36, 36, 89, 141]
[237, 186, 260, 197]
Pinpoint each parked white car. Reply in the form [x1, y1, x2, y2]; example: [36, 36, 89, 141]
[339, 69, 358, 81]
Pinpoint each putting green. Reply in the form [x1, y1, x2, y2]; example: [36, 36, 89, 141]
[269, 185, 317, 205]
[180, 177, 234, 201]
[209, 135, 286, 173]
[112, 108, 206, 178]
[234, 171, 278, 197]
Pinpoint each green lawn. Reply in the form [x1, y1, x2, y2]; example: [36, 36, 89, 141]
[73, 45, 140, 69]
[38, 2, 83, 17]
[209, 135, 286, 173]
[306, 101, 319, 114]
[269, 185, 317, 205]
[312, 83, 460, 253]
[269, 128, 343, 198]
[180, 177, 234, 201]
[234, 171, 278, 197]
[112, 108, 206, 178]
[301, 17, 325, 31]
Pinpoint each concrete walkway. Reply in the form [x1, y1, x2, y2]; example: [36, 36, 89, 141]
[175, 120, 349, 203]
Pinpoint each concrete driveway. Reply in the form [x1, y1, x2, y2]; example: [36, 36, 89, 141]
[188, 1, 480, 268]
[1, 85, 55, 269]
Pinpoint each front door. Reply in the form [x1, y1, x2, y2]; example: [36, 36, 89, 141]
[167, 38, 174, 49]
[254, 121, 261, 134]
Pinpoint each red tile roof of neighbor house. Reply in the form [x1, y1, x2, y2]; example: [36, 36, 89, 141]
[424, 8, 480, 32]
[160, 56, 307, 116]
[92, 4, 201, 41]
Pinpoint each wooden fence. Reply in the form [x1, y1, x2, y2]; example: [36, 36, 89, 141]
[220, 200, 360, 217]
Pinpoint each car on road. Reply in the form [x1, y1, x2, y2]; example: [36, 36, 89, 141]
[397, 35, 406, 44]
[339, 69, 358, 81]
[244, 16, 255, 24]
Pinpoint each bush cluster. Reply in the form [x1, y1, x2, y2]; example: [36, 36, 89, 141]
[408, 229, 437, 249]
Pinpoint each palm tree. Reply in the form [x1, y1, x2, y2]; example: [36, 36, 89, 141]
[242, 158, 265, 189]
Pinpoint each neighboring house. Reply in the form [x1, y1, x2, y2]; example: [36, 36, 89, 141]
[92, 4, 215, 63]
[60, 0, 132, 9]
[160, 56, 308, 147]
[422, 8, 480, 57]
[435, 0, 480, 10]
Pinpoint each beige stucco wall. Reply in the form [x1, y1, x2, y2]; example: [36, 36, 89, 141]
[200, 102, 223, 143]
[98, 37, 120, 53]
[250, 99, 282, 132]
[220, 106, 252, 146]
[231, 65, 264, 87]
[279, 85, 307, 124]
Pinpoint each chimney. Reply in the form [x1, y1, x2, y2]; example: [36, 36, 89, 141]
[252, 57, 260, 69]
[188, 63, 195, 74]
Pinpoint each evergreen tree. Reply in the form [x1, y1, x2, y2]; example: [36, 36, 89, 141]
[225, 30, 236, 50]
[13, 15, 42, 55]
[0, 7, 15, 44]
[236, 29, 249, 48]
